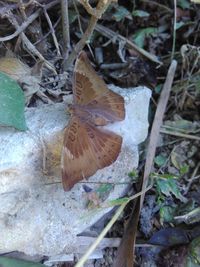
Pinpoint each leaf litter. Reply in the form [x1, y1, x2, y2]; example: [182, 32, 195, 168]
[0, 0, 200, 266]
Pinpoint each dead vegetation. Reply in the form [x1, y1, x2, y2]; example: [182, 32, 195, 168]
[0, 0, 200, 267]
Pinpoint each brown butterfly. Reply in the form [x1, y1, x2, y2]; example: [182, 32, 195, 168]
[61, 51, 125, 191]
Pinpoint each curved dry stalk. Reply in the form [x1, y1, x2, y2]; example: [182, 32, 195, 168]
[140, 60, 178, 209]
[64, 0, 117, 69]
[78, 0, 117, 18]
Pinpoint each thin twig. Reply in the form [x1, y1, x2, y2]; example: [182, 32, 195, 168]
[78, 0, 116, 18]
[6, 11, 56, 73]
[21, 32, 56, 73]
[61, 0, 71, 68]
[0, 10, 41, 42]
[0, 0, 59, 42]
[76, 236, 160, 249]
[43, 8, 61, 56]
[93, 22, 162, 65]
[34, 17, 61, 46]
[64, 0, 116, 69]
[100, 62, 128, 70]
[0, 3, 19, 16]
[184, 162, 200, 195]
[171, 0, 177, 61]
[65, 16, 98, 69]
[19, 0, 27, 19]
[160, 128, 200, 141]
[73, 0, 84, 34]
[73, 0, 94, 58]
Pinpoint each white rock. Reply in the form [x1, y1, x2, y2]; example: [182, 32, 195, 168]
[0, 86, 151, 256]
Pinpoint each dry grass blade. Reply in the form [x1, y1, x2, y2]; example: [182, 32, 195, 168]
[113, 60, 177, 267]
[75, 202, 126, 267]
[74, 185, 152, 267]
[140, 60, 177, 208]
[160, 127, 200, 141]
[112, 199, 140, 267]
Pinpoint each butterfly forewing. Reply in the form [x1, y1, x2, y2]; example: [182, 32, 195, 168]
[73, 51, 125, 123]
[73, 52, 107, 105]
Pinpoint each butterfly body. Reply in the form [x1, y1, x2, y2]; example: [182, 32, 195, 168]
[69, 101, 118, 126]
[62, 52, 125, 191]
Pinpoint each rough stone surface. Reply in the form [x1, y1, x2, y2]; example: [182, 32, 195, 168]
[0, 85, 151, 256]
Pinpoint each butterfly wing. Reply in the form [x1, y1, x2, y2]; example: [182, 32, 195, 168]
[73, 52, 125, 122]
[61, 116, 122, 191]
[86, 90, 125, 124]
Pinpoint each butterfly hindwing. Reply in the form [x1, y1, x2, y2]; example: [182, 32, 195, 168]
[61, 116, 122, 191]
[85, 122, 122, 168]
[62, 116, 98, 190]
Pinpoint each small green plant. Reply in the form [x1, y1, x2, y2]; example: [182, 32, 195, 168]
[0, 72, 27, 131]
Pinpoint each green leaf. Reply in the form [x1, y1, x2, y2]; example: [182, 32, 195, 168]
[108, 197, 129, 207]
[0, 71, 27, 131]
[178, 0, 190, 9]
[176, 21, 185, 30]
[95, 183, 113, 195]
[132, 27, 157, 48]
[112, 6, 131, 21]
[160, 205, 176, 223]
[180, 164, 189, 175]
[132, 10, 150, 17]
[128, 169, 138, 182]
[154, 155, 167, 167]
[156, 176, 186, 202]
[0, 257, 45, 267]
[68, 9, 78, 24]
[187, 237, 200, 266]
[170, 151, 189, 175]
[177, 199, 195, 215]
[154, 84, 162, 94]
[171, 151, 182, 169]
[164, 119, 199, 134]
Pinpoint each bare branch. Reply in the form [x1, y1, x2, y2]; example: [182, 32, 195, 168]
[61, 0, 71, 69]
[64, 0, 117, 70]
[0, 10, 41, 42]
[44, 8, 61, 56]
[6, 11, 56, 73]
